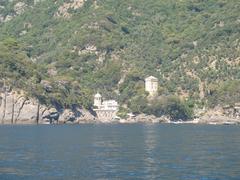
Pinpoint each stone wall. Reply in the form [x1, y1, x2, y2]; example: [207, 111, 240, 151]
[94, 109, 117, 123]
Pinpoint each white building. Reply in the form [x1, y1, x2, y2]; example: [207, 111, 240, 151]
[145, 76, 158, 96]
[93, 93, 119, 121]
[94, 93, 118, 110]
[94, 93, 102, 107]
[101, 100, 119, 111]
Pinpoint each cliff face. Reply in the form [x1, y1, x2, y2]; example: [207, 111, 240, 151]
[0, 90, 95, 124]
[0, 91, 39, 124]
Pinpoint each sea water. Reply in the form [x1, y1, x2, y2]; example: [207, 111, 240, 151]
[0, 124, 240, 179]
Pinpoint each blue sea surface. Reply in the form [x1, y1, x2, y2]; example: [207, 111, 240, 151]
[0, 124, 240, 180]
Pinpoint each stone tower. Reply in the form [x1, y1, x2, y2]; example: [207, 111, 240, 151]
[94, 93, 102, 108]
[145, 76, 158, 96]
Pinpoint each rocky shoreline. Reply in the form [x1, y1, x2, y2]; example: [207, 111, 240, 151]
[116, 114, 240, 125]
[0, 91, 240, 125]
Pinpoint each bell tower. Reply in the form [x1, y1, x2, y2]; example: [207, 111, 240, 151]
[94, 93, 102, 108]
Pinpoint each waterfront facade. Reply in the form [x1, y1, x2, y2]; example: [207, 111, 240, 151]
[93, 93, 119, 121]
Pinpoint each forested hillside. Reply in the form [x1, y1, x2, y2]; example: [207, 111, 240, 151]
[0, 0, 239, 119]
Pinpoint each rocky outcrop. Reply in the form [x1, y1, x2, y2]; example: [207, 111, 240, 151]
[55, 0, 86, 19]
[14, 2, 27, 15]
[193, 115, 240, 125]
[192, 105, 240, 125]
[0, 90, 95, 125]
[119, 114, 171, 124]
[0, 2, 28, 24]
[58, 108, 95, 124]
[0, 91, 47, 124]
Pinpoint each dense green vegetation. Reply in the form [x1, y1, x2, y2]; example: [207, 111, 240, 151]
[207, 80, 240, 108]
[0, 0, 239, 119]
